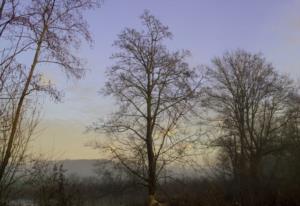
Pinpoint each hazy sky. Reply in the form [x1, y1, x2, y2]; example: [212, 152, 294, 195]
[31, 0, 300, 160]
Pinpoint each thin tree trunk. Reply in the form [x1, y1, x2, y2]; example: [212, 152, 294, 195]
[0, 24, 47, 187]
[146, 65, 157, 205]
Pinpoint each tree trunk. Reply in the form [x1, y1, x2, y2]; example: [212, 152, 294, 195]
[0, 24, 47, 189]
[146, 64, 157, 205]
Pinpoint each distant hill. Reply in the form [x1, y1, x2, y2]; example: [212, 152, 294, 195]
[57, 159, 201, 178]
[58, 159, 101, 177]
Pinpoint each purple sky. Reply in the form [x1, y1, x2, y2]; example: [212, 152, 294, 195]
[33, 0, 300, 159]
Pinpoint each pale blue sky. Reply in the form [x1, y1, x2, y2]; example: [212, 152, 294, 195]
[32, 0, 300, 159]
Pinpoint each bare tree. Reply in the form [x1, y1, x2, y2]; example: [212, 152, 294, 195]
[0, 0, 100, 201]
[0, 2, 40, 203]
[92, 11, 201, 205]
[202, 50, 295, 206]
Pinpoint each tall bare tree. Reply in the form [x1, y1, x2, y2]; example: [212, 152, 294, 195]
[0, 0, 100, 202]
[203, 50, 294, 206]
[0, 1, 40, 203]
[93, 11, 201, 205]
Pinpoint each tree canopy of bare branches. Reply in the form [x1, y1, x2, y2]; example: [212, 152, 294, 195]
[92, 11, 202, 205]
[0, 0, 100, 203]
[202, 50, 295, 206]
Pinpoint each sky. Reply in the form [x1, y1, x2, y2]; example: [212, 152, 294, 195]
[31, 0, 300, 160]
